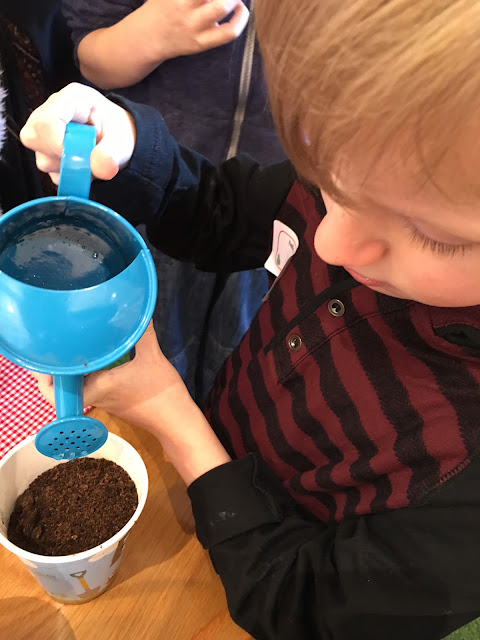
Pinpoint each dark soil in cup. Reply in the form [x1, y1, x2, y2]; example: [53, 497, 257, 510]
[7, 458, 138, 556]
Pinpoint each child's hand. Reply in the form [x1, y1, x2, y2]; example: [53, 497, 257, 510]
[144, 0, 250, 59]
[84, 322, 190, 432]
[31, 322, 190, 435]
[31, 321, 232, 484]
[20, 83, 137, 185]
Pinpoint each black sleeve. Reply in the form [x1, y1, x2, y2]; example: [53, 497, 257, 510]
[89, 97, 295, 272]
[187, 454, 480, 640]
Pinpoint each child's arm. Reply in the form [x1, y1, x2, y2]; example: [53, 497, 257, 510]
[21, 83, 295, 272]
[63, 0, 249, 90]
[188, 455, 480, 640]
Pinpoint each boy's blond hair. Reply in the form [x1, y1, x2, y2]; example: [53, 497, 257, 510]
[256, 0, 480, 204]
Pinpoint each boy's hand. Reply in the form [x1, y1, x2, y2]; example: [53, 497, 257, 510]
[20, 83, 137, 185]
[31, 322, 190, 435]
[144, 0, 250, 60]
[31, 322, 232, 485]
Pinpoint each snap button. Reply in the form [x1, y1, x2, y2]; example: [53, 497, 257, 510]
[328, 299, 345, 317]
[288, 334, 302, 352]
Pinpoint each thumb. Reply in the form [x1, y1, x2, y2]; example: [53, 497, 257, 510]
[90, 145, 121, 181]
[132, 322, 163, 359]
[89, 107, 136, 180]
[82, 366, 118, 408]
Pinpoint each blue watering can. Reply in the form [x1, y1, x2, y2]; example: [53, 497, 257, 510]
[0, 123, 157, 459]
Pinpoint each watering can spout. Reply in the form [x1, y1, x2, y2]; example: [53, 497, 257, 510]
[54, 375, 84, 417]
[34, 375, 109, 460]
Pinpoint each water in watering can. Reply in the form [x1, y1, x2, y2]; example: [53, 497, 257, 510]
[0, 214, 130, 291]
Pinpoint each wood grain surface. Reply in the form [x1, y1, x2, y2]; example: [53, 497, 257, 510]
[0, 408, 251, 640]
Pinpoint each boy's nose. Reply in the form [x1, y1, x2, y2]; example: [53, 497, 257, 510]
[314, 205, 388, 268]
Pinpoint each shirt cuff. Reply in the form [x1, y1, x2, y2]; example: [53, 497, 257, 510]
[187, 453, 297, 549]
[108, 94, 168, 181]
[89, 95, 169, 227]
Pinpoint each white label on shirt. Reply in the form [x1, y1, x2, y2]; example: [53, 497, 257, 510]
[264, 220, 299, 277]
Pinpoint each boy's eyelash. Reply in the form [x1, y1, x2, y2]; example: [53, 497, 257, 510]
[405, 221, 472, 257]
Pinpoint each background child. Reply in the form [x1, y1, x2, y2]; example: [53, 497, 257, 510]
[22, 1, 480, 638]
[61, 0, 286, 402]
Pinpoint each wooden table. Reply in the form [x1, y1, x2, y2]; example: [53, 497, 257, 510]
[0, 408, 251, 640]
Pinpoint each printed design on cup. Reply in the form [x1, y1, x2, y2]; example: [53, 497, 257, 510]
[70, 569, 103, 600]
[21, 545, 123, 602]
[109, 536, 127, 567]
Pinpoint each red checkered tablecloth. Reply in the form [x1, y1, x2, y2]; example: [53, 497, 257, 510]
[0, 355, 56, 459]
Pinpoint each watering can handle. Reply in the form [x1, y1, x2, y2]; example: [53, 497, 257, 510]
[57, 122, 97, 200]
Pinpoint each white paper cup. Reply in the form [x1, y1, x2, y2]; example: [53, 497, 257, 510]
[0, 432, 148, 603]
